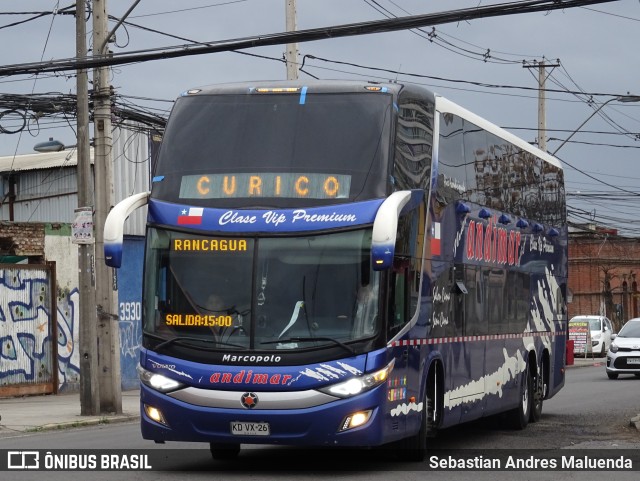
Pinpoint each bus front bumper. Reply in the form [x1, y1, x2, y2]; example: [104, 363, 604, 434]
[140, 384, 391, 447]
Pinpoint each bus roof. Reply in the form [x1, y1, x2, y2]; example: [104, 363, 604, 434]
[175, 79, 561, 170]
[435, 95, 563, 170]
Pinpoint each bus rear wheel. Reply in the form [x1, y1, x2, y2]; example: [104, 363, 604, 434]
[505, 360, 532, 430]
[210, 443, 240, 460]
[530, 360, 545, 423]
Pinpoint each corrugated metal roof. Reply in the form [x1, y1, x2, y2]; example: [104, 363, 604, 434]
[0, 149, 94, 173]
[0, 125, 150, 235]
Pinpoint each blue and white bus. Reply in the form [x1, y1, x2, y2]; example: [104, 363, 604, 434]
[104, 80, 567, 461]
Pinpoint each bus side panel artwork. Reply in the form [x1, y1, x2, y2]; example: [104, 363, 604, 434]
[427, 99, 567, 428]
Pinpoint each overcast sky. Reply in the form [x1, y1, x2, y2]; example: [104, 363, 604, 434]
[1, 0, 640, 233]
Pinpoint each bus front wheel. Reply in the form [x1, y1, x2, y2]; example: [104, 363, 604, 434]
[396, 366, 441, 461]
[395, 393, 428, 462]
[210, 443, 240, 460]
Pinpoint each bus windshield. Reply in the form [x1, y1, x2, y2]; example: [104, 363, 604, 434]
[144, 227, 380, 351]
[152, 92, 392, 207]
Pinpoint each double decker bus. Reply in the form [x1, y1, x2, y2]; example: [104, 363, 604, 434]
[104, 80, 567, 461]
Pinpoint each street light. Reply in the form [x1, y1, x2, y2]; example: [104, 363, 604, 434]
[33, 141, 98, 417]
[552, 95, 640, 156]
[33, 137, 67, 153]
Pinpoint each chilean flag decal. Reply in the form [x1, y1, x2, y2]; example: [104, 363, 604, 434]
[178, 207, 204, 225]
[431, 222, 441, 256]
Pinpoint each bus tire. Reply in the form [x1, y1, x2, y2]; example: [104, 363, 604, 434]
[396, 393, 428, 462]
[425, 364, 441, 439]
[506, 359, 532, 430]
[530, 359, 545, 423]
[209, 443, 240, 460]
[396, 365, 441, 461]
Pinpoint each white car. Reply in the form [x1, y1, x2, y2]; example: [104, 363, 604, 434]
[606, 318, 640, 380]
[569, 315, 615, 357]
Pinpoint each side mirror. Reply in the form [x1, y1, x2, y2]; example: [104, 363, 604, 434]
[371, 191, 413, 271]
[104, 191, 149, 267]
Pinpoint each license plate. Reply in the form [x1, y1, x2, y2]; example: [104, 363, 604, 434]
[230, 421, 270, 436]
[627, 358, 640, 365]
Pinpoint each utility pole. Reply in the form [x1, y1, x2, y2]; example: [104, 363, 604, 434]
[92, 0, 121, 414]
[523, 59, 559, 152]
[285, 0, 299, 80]
[76, 0, 100, 416]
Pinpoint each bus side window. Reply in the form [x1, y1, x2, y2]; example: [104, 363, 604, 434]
[393, 210, 422, 322]
[388, 259, 409, 337]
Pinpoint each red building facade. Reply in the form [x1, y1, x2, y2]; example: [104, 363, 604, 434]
[568, 231, 640, 332]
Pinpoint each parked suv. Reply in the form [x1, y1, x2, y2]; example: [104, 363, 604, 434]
[569, 315, 615, 356]
[606, 317, 640, 380]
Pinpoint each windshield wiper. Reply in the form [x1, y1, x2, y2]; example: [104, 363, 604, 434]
[152, 335, 248, 351]
[261, 337, 356, 355]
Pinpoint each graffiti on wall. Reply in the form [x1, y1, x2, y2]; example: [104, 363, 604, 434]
[1, 238, 145, 393]
[1, 272, 143, 392]
[55, 286, 81, 389]
[0, 267, 56, 388]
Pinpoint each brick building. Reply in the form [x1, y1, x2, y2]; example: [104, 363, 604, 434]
[0, 221, 45, 260]
[568, 227, 640, 332]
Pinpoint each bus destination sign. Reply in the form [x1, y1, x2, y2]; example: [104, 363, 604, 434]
[179, 172, 351, 200]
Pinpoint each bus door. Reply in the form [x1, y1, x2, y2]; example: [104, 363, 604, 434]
[449, 263, 486, 422]
[387, 256, 422, 436]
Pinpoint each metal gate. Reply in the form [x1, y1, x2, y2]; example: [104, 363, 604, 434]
[0, 263, 58, 397]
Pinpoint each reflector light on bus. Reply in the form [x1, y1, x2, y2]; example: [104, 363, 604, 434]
[255, 87, 301, 93]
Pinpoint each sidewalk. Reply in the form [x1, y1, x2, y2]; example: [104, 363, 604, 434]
[565, 355, 605, 368]
[0, 389, 139, 434]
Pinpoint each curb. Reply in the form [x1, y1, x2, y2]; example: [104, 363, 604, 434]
[23, 414, 139, 433]
[565, 357, 605, 368]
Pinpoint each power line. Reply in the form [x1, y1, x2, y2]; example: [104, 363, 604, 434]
[0, 0, 619, 78]
[299, 53, 629, 98]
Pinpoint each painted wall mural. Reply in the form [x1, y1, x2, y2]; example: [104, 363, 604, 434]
[0, 266, 55, 389]
[117, 237, 144, 390]
[55, 286, 81, 390]
[1, 237, 144, 394]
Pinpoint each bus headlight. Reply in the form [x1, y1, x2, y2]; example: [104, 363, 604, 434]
[319, 360, 394, 398]
[139, 365, 185, 393]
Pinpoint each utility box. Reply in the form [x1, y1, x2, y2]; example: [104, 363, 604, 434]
[566, 339, 574, 365]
